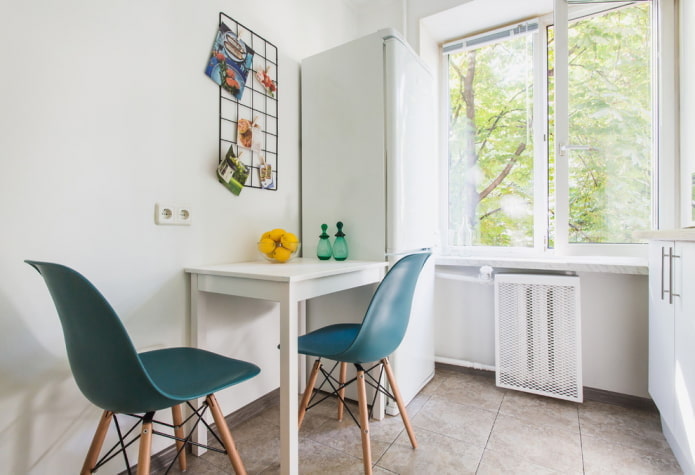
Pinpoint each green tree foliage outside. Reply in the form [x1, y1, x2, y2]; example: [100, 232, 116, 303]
[562, 4, 652, 244]
[448, 3, 652, 248]
[449, 35, 535, 247]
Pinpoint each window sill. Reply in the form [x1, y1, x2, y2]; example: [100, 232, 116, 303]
[634, 228, 695, 241]
[435, 254, 647, 275]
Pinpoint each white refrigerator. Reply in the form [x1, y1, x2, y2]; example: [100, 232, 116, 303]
[301, 29, 437, 414]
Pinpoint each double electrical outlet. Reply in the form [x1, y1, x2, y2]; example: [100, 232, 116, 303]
[155, 203, 192, 226]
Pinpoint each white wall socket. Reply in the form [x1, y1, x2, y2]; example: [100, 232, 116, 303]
[155, 203, 191, 225]
[155, 203, 175, 225]
[175, 206, 192, 225]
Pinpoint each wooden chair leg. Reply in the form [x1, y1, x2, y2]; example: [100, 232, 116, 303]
[299, 359, 322, 429]
[382, 357, 417, 448]
[356, 368, 373, 475]
[337, 361, 348, 421]
[80, 410, 113, 475]
[171, 404, 187, 471]
[206, 394, 247, 475]
[136, 413, 154, 475]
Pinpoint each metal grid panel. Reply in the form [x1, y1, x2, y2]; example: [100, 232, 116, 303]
[217, 12, 279, 190]
[495, 274, 582, 402]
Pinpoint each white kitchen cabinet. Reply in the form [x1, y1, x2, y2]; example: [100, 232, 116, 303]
[648, 240, 695, 473]
[648, 241, 676, 423]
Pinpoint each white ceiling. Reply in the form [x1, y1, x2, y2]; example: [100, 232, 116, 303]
[421, 0, 554, 44]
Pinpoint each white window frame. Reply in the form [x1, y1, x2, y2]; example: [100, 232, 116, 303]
[441, 20, 547, 257]
[440, 0, 675, 259]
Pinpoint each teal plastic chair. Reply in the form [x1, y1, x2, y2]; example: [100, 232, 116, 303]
[26, 260, 260, 475]
[296, 251, 431, 474]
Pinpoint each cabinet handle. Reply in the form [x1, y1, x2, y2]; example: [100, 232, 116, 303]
[661, 247, 668, 301]
[670, 248, 680, 303]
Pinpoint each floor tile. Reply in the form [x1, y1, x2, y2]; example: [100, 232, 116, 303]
[305, 396, 419, 462]
[582, 433, 682, 474]
[578, 400, 672, 455]
[201, 408, 281, 474]
[151, 452, 228, 475]
[258, 437, 390, 475]
[477, 447, 563, 474]
[432, 371, 505, 412]
[403, 391, 430, 417]
[417, 369, 449, 397]
[376, 426, 484, 474]
[301, 412, 393, 463]
[486, 413, 583, 474]
[300, 393, 352, 432]
[411, 396, 497, 447]
[498, 389, 580, 433]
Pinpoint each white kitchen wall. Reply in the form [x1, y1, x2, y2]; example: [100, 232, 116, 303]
[347, 0, 406, 38]
[0, 1, 368, 472]
[405, 0, 474, 52]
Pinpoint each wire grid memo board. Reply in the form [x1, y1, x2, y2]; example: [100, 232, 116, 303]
[218, 12, 278, 190]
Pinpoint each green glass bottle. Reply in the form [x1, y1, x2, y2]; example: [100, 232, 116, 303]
[332, 221, 348, 261]
[317, 223, 333, 260]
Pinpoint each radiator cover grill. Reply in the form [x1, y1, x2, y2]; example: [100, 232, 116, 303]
[494, 274, 582, 402]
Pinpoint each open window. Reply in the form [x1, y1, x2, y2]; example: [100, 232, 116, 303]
[444, 1, 656, 256]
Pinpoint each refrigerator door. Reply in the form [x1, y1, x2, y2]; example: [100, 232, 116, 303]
[388, 252, 435, 412]
[383, 35, 437, 412]
[301, 33, 387, 262]
[384, 35, 437, 254]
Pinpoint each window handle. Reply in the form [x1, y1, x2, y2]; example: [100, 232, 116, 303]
[559, 143, 591, 156]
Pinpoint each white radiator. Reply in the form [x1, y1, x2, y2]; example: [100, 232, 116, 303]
[494, 274, 582, 402]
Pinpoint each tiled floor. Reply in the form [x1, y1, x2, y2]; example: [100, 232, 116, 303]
[158, 367, 683, 474]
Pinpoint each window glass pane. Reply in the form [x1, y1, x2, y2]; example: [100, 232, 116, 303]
[548, 3, 653, 245]
[448, 34, 535, 247]
[547, 26, 556, 249]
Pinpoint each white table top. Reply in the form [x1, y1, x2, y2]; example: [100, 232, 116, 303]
[185, 258, 387, 282]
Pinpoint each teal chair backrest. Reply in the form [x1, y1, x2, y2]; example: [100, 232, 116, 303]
[337, 252, 431, 363]
[26, 261, 174, 413]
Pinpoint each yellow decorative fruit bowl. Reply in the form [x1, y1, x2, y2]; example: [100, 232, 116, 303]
[257, 229, 300, 263]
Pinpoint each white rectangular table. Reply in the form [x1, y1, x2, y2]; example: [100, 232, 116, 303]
[185, 258, 387, 475]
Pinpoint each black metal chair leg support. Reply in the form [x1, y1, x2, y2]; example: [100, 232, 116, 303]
[303, 360, 398, 430]
[161, 422, 191, 475]
[302, 360, 363, 428]
[307, 361, 342, 409]
[315, 365, 363, 427]
[89, 414, 143, 474]
[184, 400, 228, 451]
[113, 414, 133, 475]
[160, 400, 237, 474]
[367, 363, 385, 420]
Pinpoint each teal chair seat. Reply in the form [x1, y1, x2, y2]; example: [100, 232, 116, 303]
[296, 251, 431, 475]
[26, 260, 259, 475]
[138, 347, 258, 404]
[297, 323, 360, 360]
